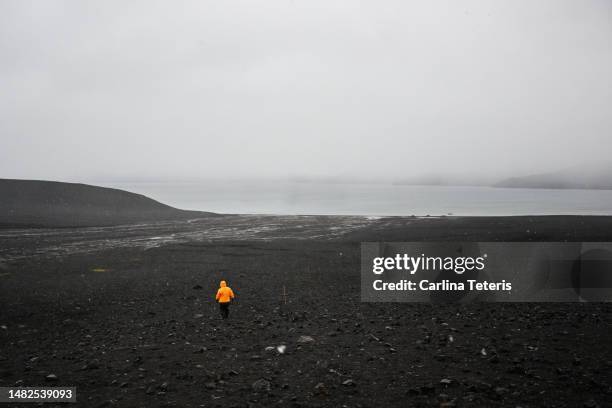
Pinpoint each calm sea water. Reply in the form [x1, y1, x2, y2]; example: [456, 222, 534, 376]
[100, 181, 612, 216]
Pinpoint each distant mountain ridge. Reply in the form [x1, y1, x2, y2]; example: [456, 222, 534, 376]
[393, 165, 612, 190]
[0, 179, 215, 227]
[495, 164, 612, 190]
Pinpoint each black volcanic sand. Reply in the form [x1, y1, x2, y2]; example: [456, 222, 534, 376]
[1, 216, 612, 408]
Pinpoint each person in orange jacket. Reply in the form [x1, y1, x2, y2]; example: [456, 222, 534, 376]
[215, 280, 235, 319]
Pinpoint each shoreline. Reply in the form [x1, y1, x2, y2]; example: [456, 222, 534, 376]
[2, 214, 612, 266]
[3, 212, 612, 228]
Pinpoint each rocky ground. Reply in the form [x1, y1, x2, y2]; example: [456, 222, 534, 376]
[1, 216, 611, 407]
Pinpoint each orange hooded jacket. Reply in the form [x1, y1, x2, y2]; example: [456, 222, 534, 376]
[215, 280, 235, 303]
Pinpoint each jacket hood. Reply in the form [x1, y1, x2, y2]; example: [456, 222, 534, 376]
[220, 280, 227, 287]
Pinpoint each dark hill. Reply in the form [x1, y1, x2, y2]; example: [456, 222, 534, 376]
[0, 179, 215, 227]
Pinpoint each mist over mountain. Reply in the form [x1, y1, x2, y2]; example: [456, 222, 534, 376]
[495, 163, 612, 190]
[393, 173, 495, 187]
[0, 179, 214, 227]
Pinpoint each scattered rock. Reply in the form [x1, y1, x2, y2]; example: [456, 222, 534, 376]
[45, 374, 58, 381]
[438, 393, 450, 401]
[297, 335, 315, 344]
[84, 360, 99, 370]
[252, 379, 271, 392]
[314, 382, 328, 395]
[495, 386, 508, 396]
[467, 381, 492, 392]
[192, 284, 203, 290]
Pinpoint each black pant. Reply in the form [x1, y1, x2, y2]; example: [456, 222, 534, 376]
[219, 302, 230, 319]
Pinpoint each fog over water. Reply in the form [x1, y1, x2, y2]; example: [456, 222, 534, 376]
[101, 181, 612, 216]
[1, 0, 611, 183]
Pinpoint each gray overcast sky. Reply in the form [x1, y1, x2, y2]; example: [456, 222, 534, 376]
[1, 0, 611, 182]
